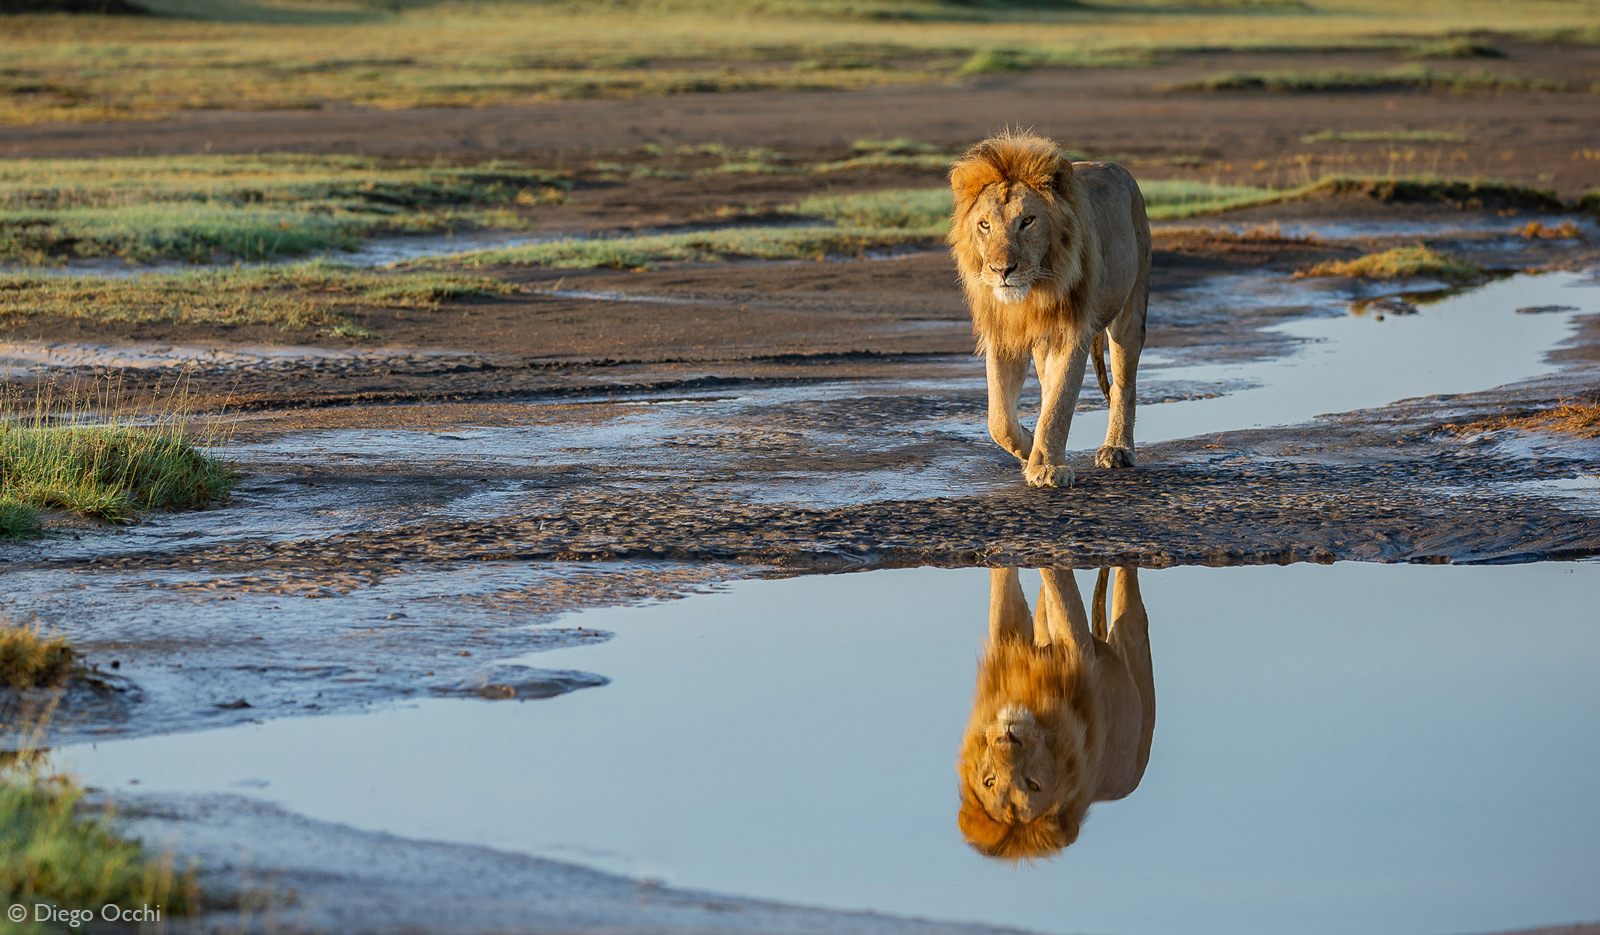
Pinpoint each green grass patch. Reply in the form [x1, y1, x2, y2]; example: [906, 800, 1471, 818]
[0, 495, 41, 540]
[1167, 65, 1593, 93]
[429, 225, 940, 271]
[0, 262, 514, 331]
[0, 155, 569, 264]
[0, 615, 73, 691]
[1296, 244, 1484, 281]
[0, 755, 196, 930]
[1579, 188, 1600, 213]
[0, 404, 235, 526]
[1406, 37, 1505, 59]
[1301, 128, 1470, 143]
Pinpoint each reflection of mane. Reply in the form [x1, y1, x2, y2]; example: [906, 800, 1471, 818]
[956, 568, 1154, 861]
[959, 638, 1095, 859]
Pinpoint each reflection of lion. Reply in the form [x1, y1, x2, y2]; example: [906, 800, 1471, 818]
[957, 568, 1154, 859]
[948, 132, 1151, 488]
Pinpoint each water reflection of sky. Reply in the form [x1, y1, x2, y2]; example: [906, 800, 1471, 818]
[67, 561, 1600, 935]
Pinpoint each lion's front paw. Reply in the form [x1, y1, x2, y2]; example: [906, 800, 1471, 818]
[1095, 446, 1136, 469]
[1023, 462, 1075, 488]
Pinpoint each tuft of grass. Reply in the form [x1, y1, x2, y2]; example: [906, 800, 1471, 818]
[0, 748, 197, 927]
[1519, 219, 1585, 239]
[0, 615, 73, 691]
[1407, 38, 1506, 59]
[1300, 128, 1469, 144]
[0, 155, 569, 265]
[1295, 244, 1484, 281]
[958, 48, 1031, 75]
[0, 496, 41, 540]
[0, 389, 237, 526]
[0, 262, 515, 332]
[1167, 65, 1592, 94]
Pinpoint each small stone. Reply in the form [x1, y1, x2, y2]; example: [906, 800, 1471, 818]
[1515, 304, 1578, 315]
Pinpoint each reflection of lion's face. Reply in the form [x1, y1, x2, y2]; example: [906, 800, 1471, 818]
[963, 184, 1058, 305]
[956, 638, 1093, 860]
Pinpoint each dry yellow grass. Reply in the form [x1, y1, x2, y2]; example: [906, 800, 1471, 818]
[0, 614, 74, 690]
[1518, 220, 1586, 240]
[1295, 245, 1483, 281]
[1455, 401, 1600, 439]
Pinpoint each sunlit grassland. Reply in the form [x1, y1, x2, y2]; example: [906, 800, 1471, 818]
[0, 155, 569, 264]
[2, 0, 1598, 124]
[0, 262, 514, 333]
[0, 383, 237, 532]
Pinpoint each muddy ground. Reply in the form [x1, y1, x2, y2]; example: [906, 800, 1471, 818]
[3, 50, 1600, 935]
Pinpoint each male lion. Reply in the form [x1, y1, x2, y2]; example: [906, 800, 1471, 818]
[949, 132, 1151, 487]
[956, 567, 1155, 859]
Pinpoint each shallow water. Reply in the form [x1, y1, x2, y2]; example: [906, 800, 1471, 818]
[65, 561, 1600, 935]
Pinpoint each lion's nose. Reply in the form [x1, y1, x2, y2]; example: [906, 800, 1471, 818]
[1001, 729, 1021, 745]
[989, 263, 1018, 278]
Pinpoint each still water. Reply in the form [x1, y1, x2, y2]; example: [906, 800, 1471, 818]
[67, 562, 1600, 935]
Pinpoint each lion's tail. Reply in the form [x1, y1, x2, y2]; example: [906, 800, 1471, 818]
[1090, 332, 1112, 400]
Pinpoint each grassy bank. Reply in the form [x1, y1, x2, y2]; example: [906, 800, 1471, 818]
[0, 384, 237, 535]
[2, 1, 1598, 124]
[0, 155, 568, 265]
[0, 262, 514, 333]
[1166, 65, 1597, 94]
[1296, 245, 1484, 280]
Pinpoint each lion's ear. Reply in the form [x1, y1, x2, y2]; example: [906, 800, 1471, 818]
[1053, 160, 1075, 196]
[957, 790, 1010, 855]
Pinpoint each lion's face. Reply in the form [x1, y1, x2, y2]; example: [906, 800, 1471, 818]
[967, 703, 1082, 824]
[962, 184, 1058, 305]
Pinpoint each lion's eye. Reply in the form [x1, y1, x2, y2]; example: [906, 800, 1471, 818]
[984, 776, 996, 788]
[1026, 779, 1041, 792]
[1020, 216, 1035, 227]
[977, 219, 990, 231]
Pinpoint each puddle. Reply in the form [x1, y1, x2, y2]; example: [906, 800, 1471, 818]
[1061, 270, 1599, 448]
[63, 561, 1600, 935]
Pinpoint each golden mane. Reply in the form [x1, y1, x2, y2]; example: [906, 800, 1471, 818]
[947, 132, 1100, 357]
[955, 635, 1096, 861]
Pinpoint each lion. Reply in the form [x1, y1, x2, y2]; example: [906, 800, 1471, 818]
[948, 132, 1151, 487]
[956, 567, 1155, 860]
